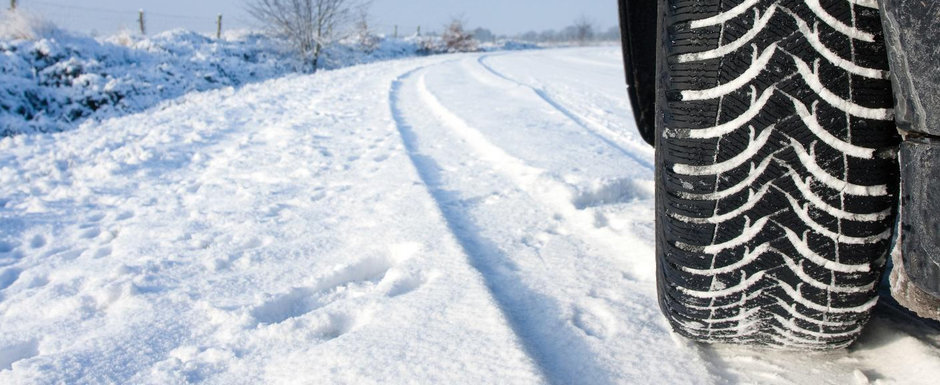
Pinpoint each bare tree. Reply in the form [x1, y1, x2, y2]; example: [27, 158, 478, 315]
[247, 0, 360, 72]
[573, 15, 595, 45]
[441, 17, 477, 53]
[354, 7, 378, 53]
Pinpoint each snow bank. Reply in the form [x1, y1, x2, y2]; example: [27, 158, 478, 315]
[321, 36, 438, 69]
[480, 40, 541, 52]
[0, 13, 508, 137]
[0, 13, 298, 137]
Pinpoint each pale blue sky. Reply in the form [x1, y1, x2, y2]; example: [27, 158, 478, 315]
[17, 0, 619, 36]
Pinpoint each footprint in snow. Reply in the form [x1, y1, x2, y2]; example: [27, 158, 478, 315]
[264, 204, 293, 218]
[27, 274, 49, 289]
[310, 190, 328, 202]
[571, 178, 650, 210]
[79, 228, 101, 239]
[250, 256, 393, 326]
[571, 299, 619, 340]
[184, 183, 202, 194]
[93, 247, 112, 259]
[239, 236, 271, 250]
[250, 286, 322, 325]
[29, 235, 46, 249]
[0, 268, 22, 291]
[0, 339, 39, 371]
[250, 243, 431, 326]
[378, 243, 435, 297]
[379, 268, 431, 298]
[311, 308, 375, 341]
[0, 241, 18, 254]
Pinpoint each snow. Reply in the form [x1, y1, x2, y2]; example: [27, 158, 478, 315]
[679, 43, 778, 101]
[0, 24, 296, 136]
[0, 46, 938, 384]
[791, 57, 894, 120]
[0, 11, 486, 137]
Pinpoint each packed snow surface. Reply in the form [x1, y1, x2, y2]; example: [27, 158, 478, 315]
[0, 47, 938, 384]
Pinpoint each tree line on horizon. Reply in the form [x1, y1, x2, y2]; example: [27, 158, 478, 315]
[246, 0, 618, 73]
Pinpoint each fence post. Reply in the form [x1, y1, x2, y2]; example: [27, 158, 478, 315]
[417, 26, 421, 37]
[393, 25, 398, 39]
[217, 14, 223, 39]
[138, 10, 146, 35]
[10, 0, 16, 11]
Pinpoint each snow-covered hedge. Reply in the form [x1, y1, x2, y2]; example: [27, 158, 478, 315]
[0, 11, 537, 137]
[0, 21, 299, 136]
[482, 40, 541, 52]
[0, 32, 475, 136]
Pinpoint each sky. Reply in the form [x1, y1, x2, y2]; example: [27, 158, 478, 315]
[15, 0, 619, 37]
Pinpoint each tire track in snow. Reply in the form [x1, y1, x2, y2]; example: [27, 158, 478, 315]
[389, 60, 713, 385]
[476, 55, 654, 170]
[412, 65, 653, 281]
[389, 66, 620, 385]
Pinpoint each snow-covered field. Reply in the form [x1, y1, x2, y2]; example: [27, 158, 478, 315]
[0, 47, 938, 384]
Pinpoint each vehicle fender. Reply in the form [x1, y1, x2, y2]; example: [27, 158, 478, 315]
[879, 0, 940, 137]
[618, 0, 658, 147]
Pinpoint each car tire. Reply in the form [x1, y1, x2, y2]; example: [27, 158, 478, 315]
[655, 0, 899, 349]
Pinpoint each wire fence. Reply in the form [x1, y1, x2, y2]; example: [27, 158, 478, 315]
[11, 0, 237, 37]
[10, 0, 429, 40]
[7, 1, 595, 42]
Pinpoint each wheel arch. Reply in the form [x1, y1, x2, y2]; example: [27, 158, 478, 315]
[617, 0, 658, 147]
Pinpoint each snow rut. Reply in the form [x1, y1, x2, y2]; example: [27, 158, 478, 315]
[390, 68, 574, 385]
[476, 55, 654, 171]
[388, 59, 712, 384]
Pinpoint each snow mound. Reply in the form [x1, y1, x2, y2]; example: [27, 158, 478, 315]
[481, 40, 541, 52]
[321, 36, 438, 69]
[0, 25, 296, 136]
[0, 21, 528, 137]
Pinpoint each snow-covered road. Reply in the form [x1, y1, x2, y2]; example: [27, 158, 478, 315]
[1, 47, 938, 384]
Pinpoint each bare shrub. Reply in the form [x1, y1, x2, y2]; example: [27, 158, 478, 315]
[246, 0, 362, 72]
[441, 18, 477, 53]
[0, 10, 60, 40]
[354, 7, 378, 53]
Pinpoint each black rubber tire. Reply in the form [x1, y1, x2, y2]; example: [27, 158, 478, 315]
[656, 0, 899, 349]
